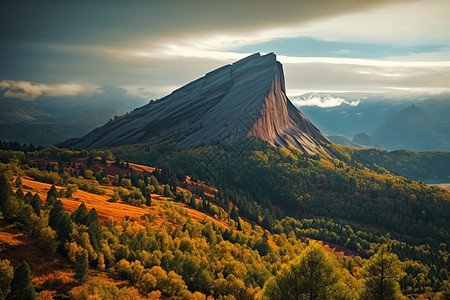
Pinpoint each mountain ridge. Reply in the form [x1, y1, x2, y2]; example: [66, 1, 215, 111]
[64, 53, 329, 154]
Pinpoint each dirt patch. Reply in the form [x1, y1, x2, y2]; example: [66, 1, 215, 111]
[306, 238, 357, 257]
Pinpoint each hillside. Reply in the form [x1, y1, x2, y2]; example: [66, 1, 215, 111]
[1, 147, 449, 298]
[329, 145, 450, 183]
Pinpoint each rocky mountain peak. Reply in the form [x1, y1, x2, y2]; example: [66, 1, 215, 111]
[64, 53, 329, 154]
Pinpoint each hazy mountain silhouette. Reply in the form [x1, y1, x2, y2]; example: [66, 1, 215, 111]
[372, 105, 448, 151]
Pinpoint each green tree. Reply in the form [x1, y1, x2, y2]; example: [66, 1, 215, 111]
[14, 177, 22, 188]
[49, 200, 73, 243]
[6, 261, 36, 300]
[88, 152, 95, 167]
[86, 208, 101, 251]
[46, 185, 58, 206]
[74, 250, 89, 284]
[30, 194, 41, 216]
[0, 260, 13, 297]
[71, 202, 88, 225]
[262, 243, 342, 300]
[65, 183, 78, 198]
[0, 174, 11, 212]
[15, 188, 24, 200]
[360, 245, 406, 300]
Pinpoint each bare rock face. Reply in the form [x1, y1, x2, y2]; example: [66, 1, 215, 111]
[66, 53, 329, 154]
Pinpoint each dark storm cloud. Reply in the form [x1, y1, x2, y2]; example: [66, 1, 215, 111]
[1, 0, 412, 46]
[1, 0, 448, 98]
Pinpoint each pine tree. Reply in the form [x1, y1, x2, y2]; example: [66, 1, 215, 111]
[15, 188, 24, 200]
[71, 202, 88, 225]
[263, 243, 342, 300]
[49, 200, 73, 243]
[24, 192, 33, 203]
[6, 261, 35, 300]
[0, 174, 11, 212]
[14, 177, 22, 188]
[145, 188, 152, 206]
[30, 194, 41, 216]
[87, 152, 95, 167]
[360, 244, 406, 300]
[74, 251, 89, 284]
[230, 206, 239, 222]
[87, 208, 101, 251]
[46, 185, 58, 206]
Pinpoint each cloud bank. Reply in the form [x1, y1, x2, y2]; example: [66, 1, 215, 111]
[0, 80, 88, 100]
[292, 94, 360, 108]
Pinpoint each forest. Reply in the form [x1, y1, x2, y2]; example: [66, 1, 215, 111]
[0, 142, 449, 298]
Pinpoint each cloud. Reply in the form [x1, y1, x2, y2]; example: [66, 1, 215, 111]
[119, 0, 449, 61]
[292, 94, 360, 107]
[0, 80, 89, 100]
[1, 0, 411, 47]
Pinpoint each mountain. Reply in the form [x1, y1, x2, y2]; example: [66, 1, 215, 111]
[0, 107, 119, 146]
[65, 53, 329, 154]
[327, 135, 365, 148]
[372, 105, 448, 151]
[294, 92, 450, 151]
[0, 86, 148, 146]
[0, 98, 51, 123]
[352, 132, 375, 147]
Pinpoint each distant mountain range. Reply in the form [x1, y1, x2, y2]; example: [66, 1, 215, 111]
[0, 86, 147, 146]
[295, 92, 450, 151]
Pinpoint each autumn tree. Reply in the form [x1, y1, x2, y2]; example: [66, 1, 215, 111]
[65, 183, 78, 198]
[262, 243, 342, 300]
[0, 260, 13, 297]
[6, 261, 35, 300]
[360, 244, 406, 300]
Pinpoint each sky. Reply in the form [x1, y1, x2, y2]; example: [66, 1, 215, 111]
[1, 0, 449, 104]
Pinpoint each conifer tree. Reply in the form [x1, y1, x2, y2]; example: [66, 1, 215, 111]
[71, 202, 88, 225]
[0, 174, 11, 212]
[15, 188, 24, 200]
[263, 244, 342, 300]
[14, 177, 22, 188]
[24, 192, 33, 203]
[87, 152, 95, 167]
[46, 185, 58, 206]
[87, 208, 101, 251]
[360, 244, 406, 300]
[30, 194, 41, 216]
[6, 262, 35, 300]
[49, 200, 73, 243]
[74, 251, 89, 284]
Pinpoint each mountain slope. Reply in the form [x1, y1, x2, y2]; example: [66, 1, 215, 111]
[66, 53, 329, 154]
[0, 99, 51, 124]
[0, 107, 119, 146]
[372, 105, 445, 151]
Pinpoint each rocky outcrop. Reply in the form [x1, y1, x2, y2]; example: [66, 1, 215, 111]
[66, 53, 329, 154]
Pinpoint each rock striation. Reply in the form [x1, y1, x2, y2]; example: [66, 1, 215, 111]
[65, 53, 330, 154]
